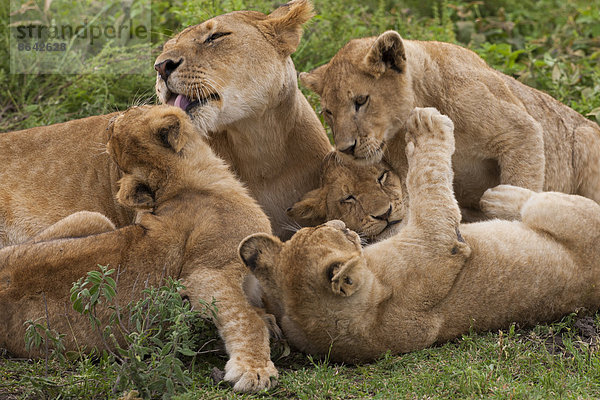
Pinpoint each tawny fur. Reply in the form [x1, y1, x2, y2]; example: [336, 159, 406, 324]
[287, 152, 405, 242]
[0, 106, 277, 392]
[0, 112, 129, 247]
[0, 0, 331, 247]
[300, 31, 600, 218]
[240, 107, 600, 363]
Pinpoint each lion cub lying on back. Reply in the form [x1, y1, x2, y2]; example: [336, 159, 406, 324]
[0, 106, 276, 392]
[287, 152, 405, 242]
[239, 107, 600, 363]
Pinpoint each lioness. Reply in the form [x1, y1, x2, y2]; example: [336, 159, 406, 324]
[154, 0, 331, 237]
[0, 106, 277, 392]
[0, 0, 331, 247]
[239, 107, 600, 363]
[287, 152, 405, 242]
[300, 31, 600, 216]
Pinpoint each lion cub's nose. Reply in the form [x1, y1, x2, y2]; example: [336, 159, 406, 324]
[372, 205, 392, 221]
[339, 140, 356, 156]
[325, 220, 346, 230]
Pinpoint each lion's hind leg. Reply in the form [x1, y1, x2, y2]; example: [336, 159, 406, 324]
[480, 184, 535, 221]
[574, 125, 600, 204]
[521, 191, 600, 249]
[31, 211, 116, 243]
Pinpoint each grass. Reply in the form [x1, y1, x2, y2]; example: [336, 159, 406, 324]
[1, 0, 600, 398]
[2, 314, 599, 399]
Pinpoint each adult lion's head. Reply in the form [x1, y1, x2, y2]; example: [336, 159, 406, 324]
[287, 152, 405, 242]
[300, 31, 415, 163]
[154, 0, 314, 133]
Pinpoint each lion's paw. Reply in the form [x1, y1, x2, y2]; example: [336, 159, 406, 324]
[262, 312, 283, 340]
[480, 184, 535, 221]
[224, 357, 278, 392]
[405, 107, 455, 157]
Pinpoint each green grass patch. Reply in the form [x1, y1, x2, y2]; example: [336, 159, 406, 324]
[2, 314, 599, 399]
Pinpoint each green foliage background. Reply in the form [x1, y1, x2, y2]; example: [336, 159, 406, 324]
[1, 0, 599, 132]
[1, 0, 600, 398]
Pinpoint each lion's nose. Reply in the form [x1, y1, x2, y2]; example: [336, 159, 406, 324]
[154, 58, 183, 82]
[339, 140, 356, 156]
[372, 205, 392, 221]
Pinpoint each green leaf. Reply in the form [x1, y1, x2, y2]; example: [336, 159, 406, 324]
[87, 270, 103, 284]
[103, 285, 117, 301]
[178, 348, 196, 357]
[105, 276, 117, 289]
[165, 378, 174, 394]
[72, 298, 83, 313]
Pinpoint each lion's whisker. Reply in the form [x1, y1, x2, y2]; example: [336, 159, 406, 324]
[281, 220, 303, 234]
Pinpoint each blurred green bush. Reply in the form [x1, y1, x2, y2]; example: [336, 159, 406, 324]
[1, 0, 598, 132]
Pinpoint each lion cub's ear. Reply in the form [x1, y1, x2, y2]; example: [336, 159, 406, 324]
[362, 30, 406, 78]
[328, 256, 364, 297]
[157, 115, 188, 153]
[239, 233, 283, 273]
[287, 187, 327, 227]
[116, 175, 155, 210]
[259, 0, 315, 56]
[299, 64, 327, 95]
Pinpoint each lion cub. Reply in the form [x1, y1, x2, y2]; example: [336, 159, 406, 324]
[239, 107, 600, 363]
[287, 152, 405, 242]
[0, 106, 277, 392]
[301, 31, 600, 218]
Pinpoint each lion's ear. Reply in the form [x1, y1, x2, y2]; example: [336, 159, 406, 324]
[328, 256, 363, 297]
[299, 64, 327, 95]
[239, 233, 283, 272]
[106, 115, 118, 138]
[362, 30, 406, 78]
[157, 116, 188, 153]
[260, 0, 315, 55]
[287, 188, 327, 227]
[116, 175, 155, 210]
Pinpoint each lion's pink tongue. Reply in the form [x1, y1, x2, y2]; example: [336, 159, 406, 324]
[168, 94, 191, 110]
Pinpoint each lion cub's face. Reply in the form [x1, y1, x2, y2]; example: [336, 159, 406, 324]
[239, 220, 371, 349]
[107, 105, 194, 209]
[300, 31, 415, 164]
[154, 0, 314, 132]
[287, 153, 405, 241]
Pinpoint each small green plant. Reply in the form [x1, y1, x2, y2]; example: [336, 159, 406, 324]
[69, 265, 219, 398]
[70, 264, 117, 329]
[24, 316, 66, 365]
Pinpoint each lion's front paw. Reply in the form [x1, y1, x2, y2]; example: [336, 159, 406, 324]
[405, 107, 455, 157]
[224, 357, 278, 392]
[480, 184, 535, 221]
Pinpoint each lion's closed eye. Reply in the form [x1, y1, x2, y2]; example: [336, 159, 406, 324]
[340, 195, 356, 204]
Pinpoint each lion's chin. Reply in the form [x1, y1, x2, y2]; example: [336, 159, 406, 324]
[338, 149, 384, 166]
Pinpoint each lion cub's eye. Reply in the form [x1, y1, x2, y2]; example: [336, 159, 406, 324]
[204, 31, 231, 44]
[322, 108, 333, 118]
[378, 170, 389, 185]
[340, 194, 356, 204]
[354, 95, 369, 111]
